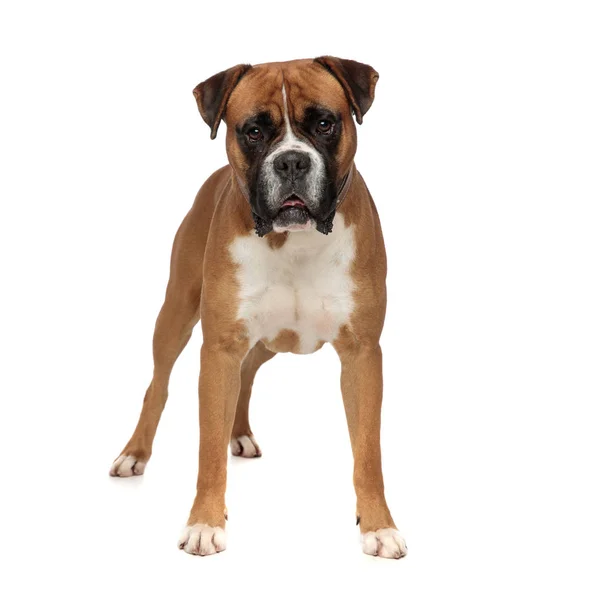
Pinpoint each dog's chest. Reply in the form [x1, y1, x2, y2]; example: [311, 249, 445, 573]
[230, 216, 355, 354]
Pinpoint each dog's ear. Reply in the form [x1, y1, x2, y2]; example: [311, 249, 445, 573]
[193, 64, 252, 139]
[314, 56, 379, 124]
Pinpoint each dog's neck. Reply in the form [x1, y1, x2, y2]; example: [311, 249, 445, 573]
[335, 166, 354, 209]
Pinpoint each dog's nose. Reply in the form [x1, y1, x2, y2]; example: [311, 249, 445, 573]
[273, 150, 311, 180]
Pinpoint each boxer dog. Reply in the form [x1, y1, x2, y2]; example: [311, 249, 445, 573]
[110, 57, 407, 560]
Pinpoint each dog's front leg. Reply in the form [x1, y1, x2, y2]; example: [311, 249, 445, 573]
[178, 338, 246, 556]
[334, 339, 408, 559]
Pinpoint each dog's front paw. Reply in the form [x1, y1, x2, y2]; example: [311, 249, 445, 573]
[230, 434, 261, 458]
[178, 524, 227, 556]
[362, 528, 407, 559]
[109, 454, 147, 477]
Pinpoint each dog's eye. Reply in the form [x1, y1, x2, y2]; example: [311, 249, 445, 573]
[247, 127, 263, 142]
[316, 119, 334, 135]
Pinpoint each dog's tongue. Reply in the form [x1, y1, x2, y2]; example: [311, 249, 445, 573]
[281, 196, 306, 208]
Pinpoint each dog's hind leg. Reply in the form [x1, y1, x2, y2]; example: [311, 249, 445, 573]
[109, 204, 210, 477]
[109, 282, 201, 477]
[230, 342, 275, 458]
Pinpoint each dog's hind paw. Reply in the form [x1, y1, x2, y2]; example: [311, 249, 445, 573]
[109, 454, 146, 477]
[230, 434, 262, 458]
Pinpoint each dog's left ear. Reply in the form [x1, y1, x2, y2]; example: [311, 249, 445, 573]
[193, 64, 252, 139]
[314, 56, 379, 124]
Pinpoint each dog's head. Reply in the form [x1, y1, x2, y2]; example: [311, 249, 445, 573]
[193, 57, 378, 235]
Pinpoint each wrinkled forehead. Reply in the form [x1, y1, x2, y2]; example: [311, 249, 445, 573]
[225, 61, 349, 126]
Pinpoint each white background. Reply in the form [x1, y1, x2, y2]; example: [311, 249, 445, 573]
[1, 1, 599, 598]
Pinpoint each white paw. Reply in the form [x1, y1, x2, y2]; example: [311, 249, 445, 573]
[109, 454, 146, 477]
[230, 434, 261, 458]
[362, 528, 407, 559]
[178, 524, 227, 556]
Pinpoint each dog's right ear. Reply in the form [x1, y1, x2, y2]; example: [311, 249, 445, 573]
[193, 64, 252, 139]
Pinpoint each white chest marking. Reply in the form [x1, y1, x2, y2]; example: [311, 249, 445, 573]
[230, 214, 356, 354]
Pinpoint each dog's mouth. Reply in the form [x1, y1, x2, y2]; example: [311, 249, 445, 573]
[252, 192, 335, 237]
[273, 194, 313, 232]
[280, 194, 307, 210]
